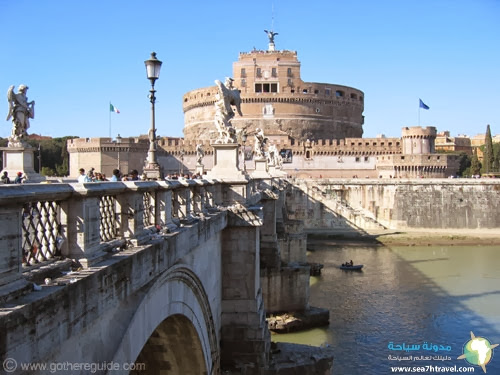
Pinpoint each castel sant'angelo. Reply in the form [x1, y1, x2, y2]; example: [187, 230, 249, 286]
[68, 32, 460, 179]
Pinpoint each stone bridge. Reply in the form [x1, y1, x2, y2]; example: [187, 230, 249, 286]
[0, 177, 333, 375]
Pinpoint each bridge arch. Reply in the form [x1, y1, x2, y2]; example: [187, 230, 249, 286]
[112, 265, 219, 374]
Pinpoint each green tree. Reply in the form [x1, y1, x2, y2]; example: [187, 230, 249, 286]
[470, 155, 482, 176]
[26, 136, 77, 176]
[482, 124, 494, 174]
[456, 152, 471, 177]
[493, 144, 500, 172]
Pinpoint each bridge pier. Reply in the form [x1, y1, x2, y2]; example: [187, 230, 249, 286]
[220, 205, 271, 373]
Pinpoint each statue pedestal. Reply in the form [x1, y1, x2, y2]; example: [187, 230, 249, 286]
[143, 161, 163, 180]
[195, 164, 204, 176]
[0, 146, 45, 183]
[268, 164, 287, 178]
[251, 158, 270, 179]
[207, 143, 247, 181]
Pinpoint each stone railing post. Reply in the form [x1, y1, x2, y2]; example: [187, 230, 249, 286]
[186, 183, 196, 220]
[213, 181, 224, 208]
[192, 181, 204, 215]
[177, 186, 188, 222]
[115, 189, 151, 245]
[205, 181, 215, 210]
[157, 182, 178, 232]
[0, 206, 29, 300]
[171, 188, 181, 226]
[60, 195, 103, 268]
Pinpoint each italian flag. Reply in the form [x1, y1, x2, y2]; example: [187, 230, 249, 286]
[110, 103, 120, 113]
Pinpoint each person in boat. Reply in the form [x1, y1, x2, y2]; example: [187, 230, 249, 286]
[349, 260, 354, 266]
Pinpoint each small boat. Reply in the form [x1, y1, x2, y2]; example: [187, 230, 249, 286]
[339, 264, 363, 270]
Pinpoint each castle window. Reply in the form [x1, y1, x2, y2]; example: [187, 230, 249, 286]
[316, 108, 320, 113]
[355, 157, 360, 162]
[241, 68, 246, 78]
[263, 83, 270, 93]
[255, 83, 262, 93]
[350, 93, 357, 99]
[271, 68, 277, 77]
[288, 78, 293, 87]
[256, 68, 262, 78]
[303, 89, 308, 94]
[364, 156, 369, 162]
[336, 90, 344, 97]
[271, 83, 278, 92]
[325, 88, 331, 95]
[359, 96, 364, 102]
[287, 68, 293, 77]
[314, 89, 319, 94]
[241, 79, 246, 87]
[388, 142, 392, 146]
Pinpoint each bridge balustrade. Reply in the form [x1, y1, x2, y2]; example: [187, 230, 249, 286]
[0, 179, 228, 289]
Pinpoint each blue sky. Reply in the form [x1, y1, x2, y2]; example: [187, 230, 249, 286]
[1, 0, 499, 140]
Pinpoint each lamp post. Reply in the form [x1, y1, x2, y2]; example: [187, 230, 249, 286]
[116, 134, 122, 170]
[179, 150, 185, 176]
[241, 130, 248, 172]
[37, 143, 42, 173]
[143, 52, 163, 179]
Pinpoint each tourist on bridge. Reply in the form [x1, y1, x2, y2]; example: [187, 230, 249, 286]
[1, 171, 10, 184]
[14, 172, 25, 184]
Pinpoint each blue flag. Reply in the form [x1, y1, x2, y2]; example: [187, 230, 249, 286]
[419, 99, 430, 110]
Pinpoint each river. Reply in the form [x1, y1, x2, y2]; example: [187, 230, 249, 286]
[271, 241, 500, 374]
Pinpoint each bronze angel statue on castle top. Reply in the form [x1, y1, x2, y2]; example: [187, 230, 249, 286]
[6, 84, 35, 145]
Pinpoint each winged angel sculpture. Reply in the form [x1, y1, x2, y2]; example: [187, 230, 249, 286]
[6, 85, 35, 146]
[214, 78, 242, 143]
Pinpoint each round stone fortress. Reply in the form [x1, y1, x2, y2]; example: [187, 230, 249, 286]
[183, 40, 364, 141]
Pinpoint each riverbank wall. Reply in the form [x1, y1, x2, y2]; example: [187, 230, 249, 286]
[288, 179, 500, 232]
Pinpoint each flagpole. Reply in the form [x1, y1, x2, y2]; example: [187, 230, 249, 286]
[109, 101, 112, 138]
[418, 106, 420, 127]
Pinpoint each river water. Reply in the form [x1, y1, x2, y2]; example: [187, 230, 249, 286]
[271, 241, 500, 374]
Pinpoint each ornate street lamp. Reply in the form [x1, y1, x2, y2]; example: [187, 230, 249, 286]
[143, 52, 163, 179]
